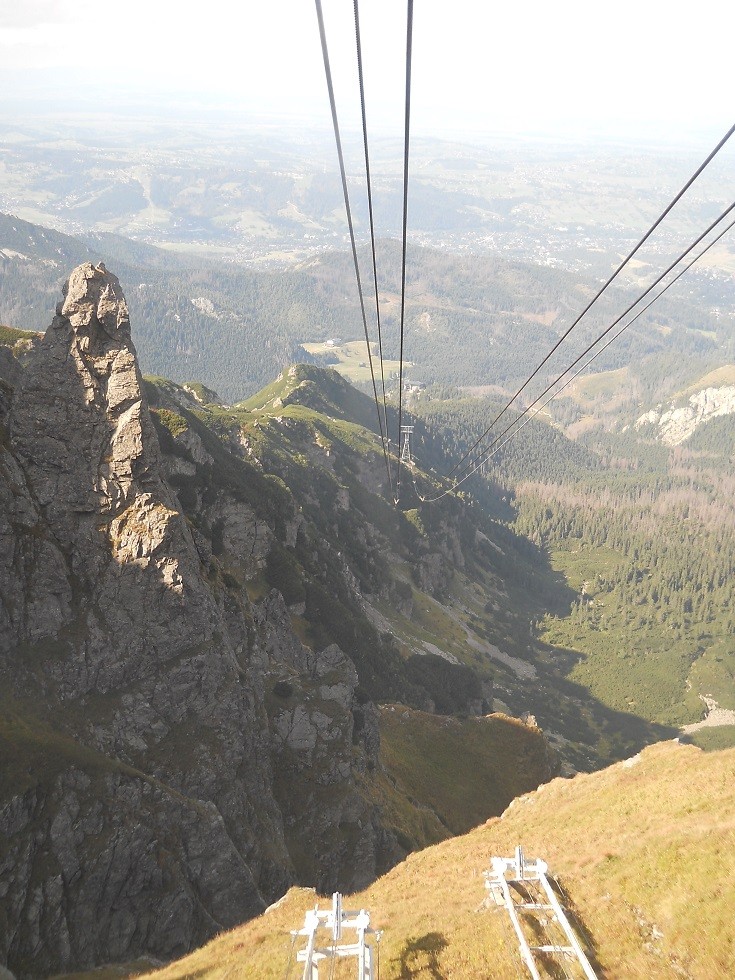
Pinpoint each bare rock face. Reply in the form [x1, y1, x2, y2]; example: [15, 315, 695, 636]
[634, 385, 735, 445]
[257, 591, 398, 893]
[0, 263, 412, 978]
[1, 265, 292, 975]
[1, 769, 265, 977]
[10, 263, 196, 637]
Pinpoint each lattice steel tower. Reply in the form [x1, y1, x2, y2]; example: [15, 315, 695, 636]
[400, 425, 414, 464]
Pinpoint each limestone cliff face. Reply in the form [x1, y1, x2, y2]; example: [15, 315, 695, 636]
[633, 385, 735, 445]
[0, 265, 388, 976]
[255, 590, 396, 893]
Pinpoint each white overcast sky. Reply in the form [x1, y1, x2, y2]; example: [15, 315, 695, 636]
[1, 0, 733, 142]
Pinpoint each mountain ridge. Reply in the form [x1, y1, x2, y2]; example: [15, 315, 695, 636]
[3, 211, 732, 405]
[0, 264, 557, 977]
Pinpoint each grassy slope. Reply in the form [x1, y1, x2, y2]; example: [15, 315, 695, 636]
[137, 740, 735, 979]
[678, 363, 735, 397]
[301, 340, 408, 384]
[0, 700, 134, 798]
[364, 707, 555, 852]
[0, 696, 217, 811]
[147, 369, 681, 771]
[0, 324, 41, 344]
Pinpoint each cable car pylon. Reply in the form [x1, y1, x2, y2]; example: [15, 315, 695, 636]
[289, 892, 381, 979]
[400, 424, 414, 465]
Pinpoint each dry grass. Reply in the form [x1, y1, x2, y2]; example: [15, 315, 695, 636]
[678, 363, 735, 398]
[377, 707, 554, 837]
[564, 367, 632, 411]
[135, 741, 735, 979]
[692, 244, 735, 275]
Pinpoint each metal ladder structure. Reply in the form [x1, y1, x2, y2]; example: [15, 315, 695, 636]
[399, 424, 414, 464]
[291, 892, 381, 979]
[484, 846, 597, 980]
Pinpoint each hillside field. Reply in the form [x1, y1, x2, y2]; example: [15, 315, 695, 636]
[132, 741, 735, 979]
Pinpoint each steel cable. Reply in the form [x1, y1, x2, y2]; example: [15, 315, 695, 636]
[394, 0, 414, 502]
[418, 200, 735, 502]
[467, 212, 735, 477]
[281, 932, 298, 980]
[444, 121, 735, 481]
[314, 0, 394, 492]
[353, 0, 393, 498]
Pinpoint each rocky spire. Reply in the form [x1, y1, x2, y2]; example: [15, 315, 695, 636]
[1, 265, 291, 973]
[1, 264, 404, 977]
[11, 262, 167, 563]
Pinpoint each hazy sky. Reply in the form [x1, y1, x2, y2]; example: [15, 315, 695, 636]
[1, 0, 734, 142]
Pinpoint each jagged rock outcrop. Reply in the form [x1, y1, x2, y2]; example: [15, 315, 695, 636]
[0, 346, 22, 390]
[255, 590, 398, 891]
[634, 385, 735, 445]
[0, 768, 267, 977]
[1, 265, 290, 972]
[0, 265, 388, 976]
[0, 265, 556, 977]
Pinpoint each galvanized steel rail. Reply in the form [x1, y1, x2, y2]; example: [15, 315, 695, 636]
[485, 846, 597, 980]
[289, 892, 381, 980]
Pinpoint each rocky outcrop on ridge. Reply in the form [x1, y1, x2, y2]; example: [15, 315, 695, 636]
[0, 265, 388, 976]
[0, 264, 557, 978]
[634, 385, 735, 445]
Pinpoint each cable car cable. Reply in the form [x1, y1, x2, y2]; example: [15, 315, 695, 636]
[455, 196, 735, 484]
[444, 120, 735, 482]
[314, 0, 393, 492]
[419, 198, 735, 502]
[443, 197, 735, 496]
[353, 0, 392, 476]
[394, 0, 414, 503]
[467, 213, 735, 476]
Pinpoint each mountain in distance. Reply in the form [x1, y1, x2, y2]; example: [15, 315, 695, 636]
[0, 212, 320, 400]
[3, 117, 733, 278]
[2, 212, 733, 407]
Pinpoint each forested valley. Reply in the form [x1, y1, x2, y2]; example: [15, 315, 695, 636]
[414, 392, 735, 744]
[1, 213, 732, 402]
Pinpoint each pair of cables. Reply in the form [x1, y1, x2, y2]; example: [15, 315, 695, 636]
[314, 0, 414, 503]
[418, 122, 735, 503]
[315, 3, 733, 506]
[418, 202, 735, 502]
